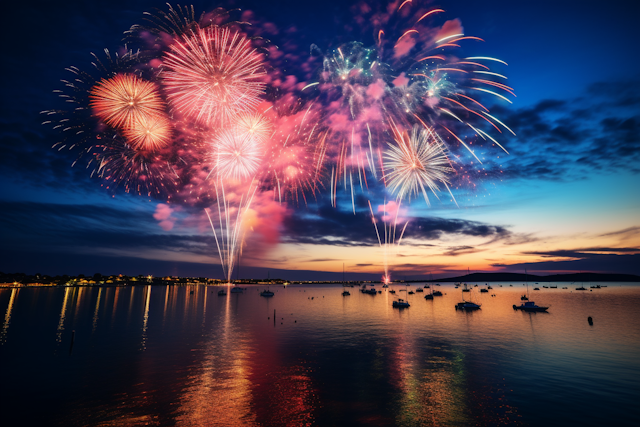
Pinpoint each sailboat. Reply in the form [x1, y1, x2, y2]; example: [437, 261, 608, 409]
[424, 285, 434, 300]
[342, 264, 350, 296]
[521, 269, 529, 300]
[513, 269, 548, 311]
[393, 284, 410, 308]
[455, 284, 481, 310]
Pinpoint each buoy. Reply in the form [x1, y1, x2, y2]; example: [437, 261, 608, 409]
[588, 316, 593, 325]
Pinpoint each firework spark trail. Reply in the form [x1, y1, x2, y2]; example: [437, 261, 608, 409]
[162, 25, 266, 127]
[205, 181, 257, 283]
[368, 200, 409, 284]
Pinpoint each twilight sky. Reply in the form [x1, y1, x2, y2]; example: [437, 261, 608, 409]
[1, 0, 639, 280]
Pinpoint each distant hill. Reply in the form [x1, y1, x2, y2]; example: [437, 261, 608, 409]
[426, 272, 640, 283]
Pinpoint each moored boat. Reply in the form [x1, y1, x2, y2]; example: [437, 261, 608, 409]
[513, 301, 549, 312]
[260, 289, 274, 297]
[392, 299, 410, 308]
[456, 301, 481, 310]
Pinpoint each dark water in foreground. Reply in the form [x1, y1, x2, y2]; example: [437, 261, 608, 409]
[1, 283, 640, 426]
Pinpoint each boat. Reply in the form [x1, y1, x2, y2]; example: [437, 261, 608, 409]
[424, 285, 430, 289]
[513, 301, 549, 312]
[218, 289, 227, 296]
[416, 288, 424, 293]
[521, 294, 529, 301]
[576, 287, 587, 291]
[342, 264, 350, 296]
[533, 287, 540, 291]
[456, 301, 481, 310]
[392, 298, 410, 308]
[480, 287, 489, 293]
[230, 287, 244, 293]
[562, 286, 568, 289]
[260, 289, 274, 297]
[432, 290, 443, 297]
[424, 286, 434, 300]
[590, 285, 601, 289]
[389, 289, 396, 294]
[364, 288, 377, 295]
[408, 291, 415, 295]
[487, 285, 493, 290]
[462, 283, 470, 292]
[550, 285, 557, 288]
[382, 284, 389, 288]
[455, 286, 481, 310]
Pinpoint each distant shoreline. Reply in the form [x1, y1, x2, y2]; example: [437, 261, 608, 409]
[1, 271, 639, 289]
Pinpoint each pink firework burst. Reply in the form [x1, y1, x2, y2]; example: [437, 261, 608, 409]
[210, 128, 264, 181]
[161, 25, 266, 127]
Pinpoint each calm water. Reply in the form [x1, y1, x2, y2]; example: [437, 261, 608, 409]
[1, 283, 640, 426]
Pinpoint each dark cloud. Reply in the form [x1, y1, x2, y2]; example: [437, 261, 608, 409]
[491, 253, 640, 275]
[599, 226, 640, 238]
[525, 247, 640, 258]
[492, 244, 640, 275]
[281, 203, 512, 247]
[485, 80, 640, 181]
[0, 200, 213, 257]
[443, 245, 482, 256]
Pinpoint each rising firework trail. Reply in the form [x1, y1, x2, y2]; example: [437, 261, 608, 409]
[368, 200, 409, 284]
[205, 181, 257, 284]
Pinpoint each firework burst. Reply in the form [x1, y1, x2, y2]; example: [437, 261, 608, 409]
[384, 125, 455, 205]
[210, 128, 264, 181]
[123, 114, 173, 152]
[161, 25, 266, 127]
[234, 112, 272, 143]
[89, 73, 166, 129]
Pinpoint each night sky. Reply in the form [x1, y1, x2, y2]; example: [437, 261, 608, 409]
[1, 0, 639, 280]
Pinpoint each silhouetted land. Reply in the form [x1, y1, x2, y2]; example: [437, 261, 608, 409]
[426, 272, 640, 283]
